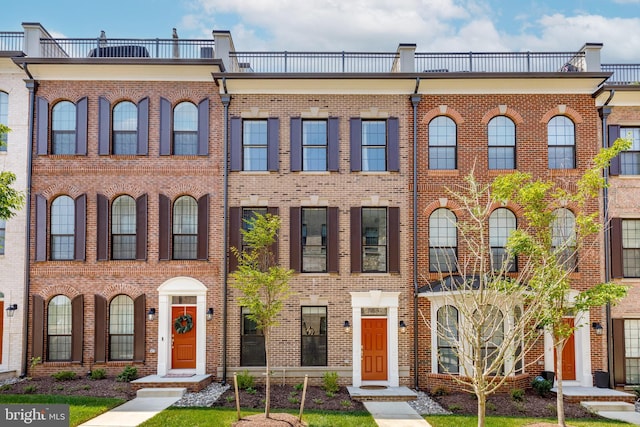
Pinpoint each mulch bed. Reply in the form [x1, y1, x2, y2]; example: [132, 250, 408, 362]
[0, 376, 135, 400]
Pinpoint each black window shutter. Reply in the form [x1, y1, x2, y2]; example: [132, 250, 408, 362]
[230, 117, 242, 171]
[94, 294, 107, 363]
[137, 97, 149, 155]
[159, 97, 172, 156]
[268, 118, 280, 172]
[133, 295, 146, 362]
[388, 207, 400, 273]
[387, 117, 399, 172]
[290, 118, 302, 172]
[350, 207, 362, 273]
[136, 194, 148, 261]
[71, 295, 84, 363]
[36, 97, 49, 155]
[197, 98, 210, 155]
[229, 207, 241, 272]
[613, 319, 625, 386]
[35, 194, 47, 261]
[96, 194, 109, 261]
[158, 194, 171, 260]
[350, 118, 362, 172]
[197, 194, 209, 260]
[76, 97, 88, 155]
[74, 194, 86, 261]
[267, 207, 279, 261]
[32, 295, 45, 360]
[98, 96, 111, 155]
[290, 207, 301, 272]
[328, 117, 339, 172]
[610, 217, 624, 278]
[327, 207, 339, 273]
[608, 125, 621, 176]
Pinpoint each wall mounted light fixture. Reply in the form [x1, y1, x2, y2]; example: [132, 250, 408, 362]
[592, 322, 604, 336]
[147, 308, 156, 321]
[343, 320, 351, 333]
[5, 304, 17, 318]
[207, 307, 214, 321]
[399, 320, 407, 333]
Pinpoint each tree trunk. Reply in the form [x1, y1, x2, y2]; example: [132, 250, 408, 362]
[265, 329, 271, 418]
[476, 391, 486, 427]
[555, 340, 566, 427]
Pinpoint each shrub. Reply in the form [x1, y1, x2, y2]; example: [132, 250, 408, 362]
[116, 366, 138, 382]
[225, 395, 234, 403]
[531, 376, 553, 397]
[236, 370, 255, 390]
[0, 384, 13, 391]
[23, 385, 37, 394]
[448, 403, 462, 412]
[431, 386, 449, 397]
[340, 399, 352, 408]
[51, 371, 77, 381]
[288, 396, 300, 404]
[90, 369, 106, 380]
[245, 387, 257, 395]
[322, 371, 340, 394]
[486, 401, 496, 411]
[633, 386, 640, 400]
[294, 383, 304, 391]
[312, 398, 324, 405]
[510, 388, 525, 402]
[325, 391, 335, 398]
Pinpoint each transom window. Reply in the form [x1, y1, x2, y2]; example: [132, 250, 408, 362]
[625, 319, 640, 384]
[361, 207, 387, 272]
[173, 196, 197, 260]
[437, 305, 459, 374]
[620, 127, 640, 175]
[548, 116, 575, 169]
[429, 116, 456, 170]
[47, 295, 72, 361]
[623, 219, 640, 278]
[361, 120, 387, 171]
[50, 195, 75, 260]
[488, 116, 515, 169]
[303, 120, 328, 171]
[302, 208, 327, 273]
[429, 208, 457, 273]
[243, 120, 268, 171]
[301, 306, 327, 366]
[51, 101, 76, 155]
[551, 208, 577, 271]
[112, 101, 137, 155]
[112, 195, 136, 260]
[489, 208, 517, 272]
[173, 102, 198, 155]
[0, 91, 8, 151]
[109, 295, 134, 360]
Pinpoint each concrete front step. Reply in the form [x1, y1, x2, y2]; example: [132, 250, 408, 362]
[136, 387, 186, 398]
[0, 370, 17, 381]
[581, 401, 636, 412]
[347, 386, 417, 402]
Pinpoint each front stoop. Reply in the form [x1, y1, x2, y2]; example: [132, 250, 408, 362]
[581, 402, 640, 425]
[137, 387, 186, 398]
[553, 387, 636, 404]
[348, 386, 417, 402]
[0, 370, 17, 381]
[131, 374, 212, 393]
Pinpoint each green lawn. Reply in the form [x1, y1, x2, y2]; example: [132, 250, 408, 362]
[0, 394, 125, 427]
[425, 414, 630, 426]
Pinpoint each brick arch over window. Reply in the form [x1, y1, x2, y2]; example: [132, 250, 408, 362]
[164, 184, 210, 201]
[38, 284, 82, 301]
[421, 106, 464, 126]
[540, 106, 584, 124]
[99, 283, 145, 301]
[488, 201, 524, 218]
[481, 107, 524, 125]
[423, 198, 463, 218]
[102, 183, 146, 200]
[40, 184, 84, 200]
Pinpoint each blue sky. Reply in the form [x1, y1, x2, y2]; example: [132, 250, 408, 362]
[2, 0, 639, 61]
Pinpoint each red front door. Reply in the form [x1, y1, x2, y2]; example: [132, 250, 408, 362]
[362, 318, 387, 381]
[171, 306, 197, 369]
[555, 318, 576, 381]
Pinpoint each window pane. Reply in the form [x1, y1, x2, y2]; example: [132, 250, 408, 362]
[552, 208, 577, 271]
[0, 219, 5, 255]
[109, 295, 134, 360]
[173, 196, 197, 260]
[51, 196, 75, 260]
[362, 208, 387, 272]
[621, 128, 640, 175]
[173, 102, 198, 155]
[301, 306, 327, 366]
[362, 121, 386, 172]
[243, 120, 267, 171]
[475, 305, 504, 375]
[548, 116, 575, 169]
[429, 209, 457, 272]
[429, 116, 456, 170]
[302, 208, 327, 273]
[52, 101, 76, 155]
[48, 295, 71, 361]
[303, 120, 327, 171]
[113, 101, 137, 155]
[241, 307, 265, 366]
[625, 319, 640, 384]
[0, 91, 7, 151]
[488, 147, 515, 169]
[489, 208, 516, 272]
[241, 208, 268, 253]
[437, 306, 459, 373]
[623, 220, 640, 278]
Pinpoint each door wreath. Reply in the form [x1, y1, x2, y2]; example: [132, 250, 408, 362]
[174, 313, 194, 334]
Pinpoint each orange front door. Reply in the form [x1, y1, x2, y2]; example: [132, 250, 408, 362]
[362, 318, 387, 381]
[555, 318, 576, 381]
[171, 306, 197, 369]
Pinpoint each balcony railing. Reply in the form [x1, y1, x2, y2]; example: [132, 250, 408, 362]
[602, 64, 640, 85]
[415, 51, 585, 73]
[0, 32, 24, 52]
[40, 38, 215, 59]
[229, 51, 400, 73]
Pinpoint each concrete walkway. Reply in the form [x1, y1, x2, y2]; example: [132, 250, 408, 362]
[581, 401, 640, 425]
[364, 402, 432, 427]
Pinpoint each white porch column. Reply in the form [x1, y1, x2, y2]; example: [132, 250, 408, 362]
[352, 306, 362, 387]
[157, 294, 171, 376]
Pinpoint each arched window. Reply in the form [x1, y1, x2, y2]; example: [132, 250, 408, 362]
[0, 91, 8, 151]
[109, 295, 134, 360]
[47, 295, 72, 361]
[551, 208, 577, 270]
[548, 116, 575, 169]
[112, 195, 136, 260]
[489, 208, 517, 272]
[173, 196, 197, 259]
[429, 208, 457, 272]
[51, 195, 75, 260]
[488, 116, 515, 169]
[437, 305, 459, 374]
[475, 304, 504, 375]
[112, 101, 137, 155]
[52, 101, 76, 154]
[173, 102, 198, 155]
[513, 306, 523, 374]
[429, 116, 456, 170]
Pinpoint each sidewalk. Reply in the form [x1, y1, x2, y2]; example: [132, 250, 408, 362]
[363, 401, 432, 427]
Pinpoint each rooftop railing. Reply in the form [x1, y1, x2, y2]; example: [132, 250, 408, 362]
[602, 64, 640, 85]
[40, 38, 215, 59]
[0, 32, 24, 52]
[229, 51, 400, 73]
[415, 51, 585, 73]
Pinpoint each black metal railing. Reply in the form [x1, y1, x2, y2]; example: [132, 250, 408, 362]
[229, 51, 400, 73]
[0, 32, 24, 52]
[602, 64, 640, 85]
[40, 38, 215, 59]
[415, 51, 585, 73]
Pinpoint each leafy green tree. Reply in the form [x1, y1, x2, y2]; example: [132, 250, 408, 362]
[230, 213, 293, 418]
[0, 124, 26, 221]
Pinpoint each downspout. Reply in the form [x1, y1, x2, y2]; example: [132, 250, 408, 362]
[598, 89, 615, 388]
[220, 78, 231, 384]
[20, 63, 37, 377]
[411, 78, 421, 390]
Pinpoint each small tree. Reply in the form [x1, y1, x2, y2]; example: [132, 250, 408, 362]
[230, 213, 293, 418]
[0, 124, 26, 222]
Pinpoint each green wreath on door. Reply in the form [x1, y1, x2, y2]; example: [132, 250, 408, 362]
[174, 313, 194, 334]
